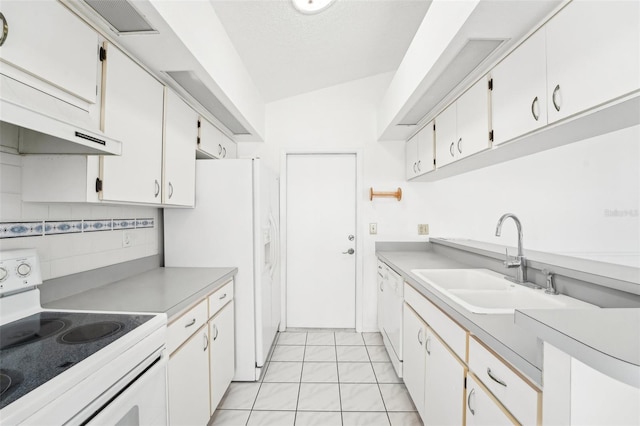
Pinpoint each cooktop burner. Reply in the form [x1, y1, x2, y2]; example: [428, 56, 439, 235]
[59, 321, 124, 344]
[0, 311, 153, 410]
[0, 318, 69, 350]
[0, 370, 23, 399]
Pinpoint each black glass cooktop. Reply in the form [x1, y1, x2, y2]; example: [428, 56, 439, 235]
[0, 311, 153, 410]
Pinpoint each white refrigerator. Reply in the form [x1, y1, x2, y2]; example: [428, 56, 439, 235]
[164, 158, 280, 381]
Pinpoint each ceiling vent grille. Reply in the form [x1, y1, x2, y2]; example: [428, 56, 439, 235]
[399, 39, 505, 126]
[166, 71, 250, 135]
[84, 0, 156, 34]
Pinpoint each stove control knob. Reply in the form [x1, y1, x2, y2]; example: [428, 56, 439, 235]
[16, 263, 31, 277]
[0, 267, 7, 282]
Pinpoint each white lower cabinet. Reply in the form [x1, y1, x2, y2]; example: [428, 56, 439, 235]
[423, 329, 465, 426]
[403, 302, 466, 425]
[466, 373, 516, 426]
[209, 302, 235, 414]
[167, 280, 235, 424]
[403, 304, 427, 417]
[168, 325, 210, 426]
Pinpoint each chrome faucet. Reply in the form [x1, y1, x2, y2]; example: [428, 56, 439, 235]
[495, 213, 527, 284]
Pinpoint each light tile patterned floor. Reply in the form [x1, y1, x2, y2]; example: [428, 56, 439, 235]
[209, 331, 423, 426]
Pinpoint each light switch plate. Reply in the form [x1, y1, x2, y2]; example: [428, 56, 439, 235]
[369, 223, 378, 235]
[418, 224, 429, 235]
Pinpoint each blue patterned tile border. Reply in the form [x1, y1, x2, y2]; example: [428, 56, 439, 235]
[113, 219, 136, 230]
[0, 218, 154, 239]
[0, 221, 44, 238]
[136, 218, 154, 229]
[83, 219, 113, 233]
[45, 221, 83, 235]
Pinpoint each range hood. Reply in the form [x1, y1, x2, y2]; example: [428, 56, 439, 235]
[0, 75, 122, 155]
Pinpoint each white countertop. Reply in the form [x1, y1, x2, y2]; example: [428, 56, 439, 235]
[43, 267, 237, 320]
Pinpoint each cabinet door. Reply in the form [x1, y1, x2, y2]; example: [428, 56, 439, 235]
[220, 133, 236, 159]
[199, 119, 224, 159]
[456, 78, 490, 160]
[0, 1, 98, 103]
[168, 327, 210, 426]
[101, 43, 164, 204]
[466, 374, 516, 426]
[163, 90, 197, 207]
[546, 0, 640, 123]
[491, 29, 547, 145]
[435, 102, 457, 168]
[423, 329, 465, 426]
[405, 134, 419, 179]
[403, 304, 426, 418]
[416, 123, 435, 175]
[377, 262, 386, 333]
[210, 303, 235, 414]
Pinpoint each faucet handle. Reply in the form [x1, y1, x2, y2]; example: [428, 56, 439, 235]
[543, 269, 559, 295]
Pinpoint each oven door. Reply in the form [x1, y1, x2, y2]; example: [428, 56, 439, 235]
[84, 351, 168, 426]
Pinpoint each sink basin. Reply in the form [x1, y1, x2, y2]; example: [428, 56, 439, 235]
[410, 268, 598, 314]
[412, 269, 514, 291]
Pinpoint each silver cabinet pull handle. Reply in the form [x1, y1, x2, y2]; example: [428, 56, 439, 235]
[213, 324, 219, 341]
[552, 84, 561, 112]
[168, 182, 174, 199]
[487, 367, 507, 387]
[467, 388, 476, 415]
[203, 332, 209, 350]
[218, 144, 223, 155]
[377, 272, 384, 278]
[531, 96, 540, 121]
[219, 293, 227, 300]
[342, 248, 355, 255]
[449, 142, 454, 157]
[154, 180, 160, 197]
[417, 160, 421, 172]
[185, 318, 196, 328]
[223, 147, 227, 158]
[425, 336, 431, 355]
[417, 328, 424, 345]
[457, 138, 462, 154]
[0, 13, 8, 47]
[413, 162, 417, 173]
[380, 281, 384, 291]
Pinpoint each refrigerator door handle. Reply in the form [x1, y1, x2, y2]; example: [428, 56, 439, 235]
[268, 212, 279, 279]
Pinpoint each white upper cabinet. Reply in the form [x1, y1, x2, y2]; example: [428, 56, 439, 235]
[163, 90, 197, 207]
[100, 43, 164, 204]
[406, 123, 435, 179]
[546, 0, 640, 123]
[435, 77, 490, 168]
[0, 1, 98, 104]
[198, 118, 237, 159]
[491, 29, 548, 145]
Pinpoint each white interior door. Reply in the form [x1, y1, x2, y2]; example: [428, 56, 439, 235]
[286, 154, 356, 329]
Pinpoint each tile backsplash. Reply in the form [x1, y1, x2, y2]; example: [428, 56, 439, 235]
[0, 150, 160, 280]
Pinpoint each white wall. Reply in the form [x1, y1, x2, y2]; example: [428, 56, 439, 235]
[242, 73, 640, 331]
[0, 135, 160, 281]
[424, 125, 640, 266]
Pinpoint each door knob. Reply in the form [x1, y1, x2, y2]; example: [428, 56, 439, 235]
[342, 248, 355, 255]
[348, 235, 355, 241]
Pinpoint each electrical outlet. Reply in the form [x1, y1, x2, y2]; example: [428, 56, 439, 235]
[122, 232, 132, 248]
[418, 224, 429, 235]
[369, 223, 378, 235]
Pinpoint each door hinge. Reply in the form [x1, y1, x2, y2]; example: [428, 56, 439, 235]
[488, 78, 493, 91]
[197, 119, 201, 128]
[95, 178, 103, 193]
[197, 136, 201, 145]
[489, 130, 494, 142]
[464, 376, 467, 389]
[99, 46, 107, 62]
[433, 123, 436, 132]
[433, 158, 436, 167]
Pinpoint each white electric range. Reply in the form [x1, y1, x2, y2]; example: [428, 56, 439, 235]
[0, 249, 168, 425]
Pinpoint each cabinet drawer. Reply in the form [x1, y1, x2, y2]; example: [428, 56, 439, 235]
[404, 284, 468, 361]
[468, 336, 541, 425]
[208, 280, 234, 317]
[167, 300, 208, 354]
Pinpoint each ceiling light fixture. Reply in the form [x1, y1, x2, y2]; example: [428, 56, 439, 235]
[292, 0, 337, 15]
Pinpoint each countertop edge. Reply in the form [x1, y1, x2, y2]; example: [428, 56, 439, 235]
[515, 310, 640, 389]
